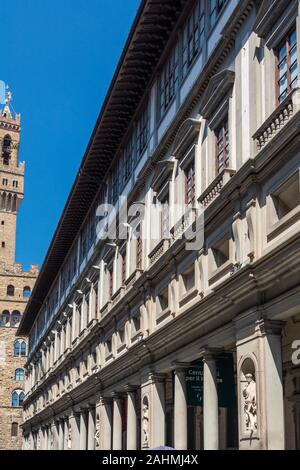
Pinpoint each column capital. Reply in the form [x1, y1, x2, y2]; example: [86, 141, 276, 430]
[199, 347, 223, 361]
[171, 362, 191, 371]
[123, 384, 139, 393]
[149, 372, 167, 383]
[256, 319, 285, 336]
[110, 391, 124, 400]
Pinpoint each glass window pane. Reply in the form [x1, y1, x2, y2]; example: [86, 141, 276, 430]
[278, 44, 287, 62]
[290, 61, 298, 82]
[290, 45, 297, 65]
[290, 30, 297, 47]
[279, 59, 287, 78]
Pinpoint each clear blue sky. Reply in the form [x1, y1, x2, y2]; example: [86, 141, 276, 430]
[1, 0, 140, 270]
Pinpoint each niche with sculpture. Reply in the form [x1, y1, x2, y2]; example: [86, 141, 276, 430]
[142, 395, 150, 449]
[240, 357, 258, 436]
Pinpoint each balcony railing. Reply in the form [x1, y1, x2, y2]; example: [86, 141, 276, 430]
[253, 88, 298, 151]
[149, 238, 171, 265]
[199, 168, 236, 208]
[170, 207, 198, 241]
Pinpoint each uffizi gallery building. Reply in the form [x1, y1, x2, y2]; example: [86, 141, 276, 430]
[18, 0, 300, 451]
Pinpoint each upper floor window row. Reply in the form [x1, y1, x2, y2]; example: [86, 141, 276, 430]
[159, 0, 227, 120]
[276, 28, 298, 104]
[210, 0, 227, 28]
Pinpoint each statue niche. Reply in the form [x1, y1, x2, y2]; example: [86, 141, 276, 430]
[240, 358, 257, 435]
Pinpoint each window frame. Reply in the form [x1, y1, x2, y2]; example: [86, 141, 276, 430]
[159, 42, 179, 120]
[275, 27, 298, 105]
[184, 160, 196, 206]
[215, 115, 229, 175]
[210, 0, 227, 29]
[182, 0, 205, 80]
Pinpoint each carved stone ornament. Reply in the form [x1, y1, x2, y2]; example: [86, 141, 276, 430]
[142, 396, 149, 448]
[242, 373, 257, 433]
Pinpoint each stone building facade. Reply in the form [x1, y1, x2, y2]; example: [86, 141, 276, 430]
[0, 95, 38, 450]
[19, 0, 300, 450]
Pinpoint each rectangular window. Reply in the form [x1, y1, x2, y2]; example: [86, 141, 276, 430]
[136, 232, 143, 270]
[159, 43, 179, 119]
[185, 161, 195, 206]
[136, 105, 149, 159]
[276, 28, 298, 104]
[210, 0, 227, 28]
[121, 249, 126, 286]
[79, 229, 87, 263]
[215, 116, 229, 174]
[182, 0, 205, 78]
[111, 164, 119, 204]
[123, 137, 134, 185]
[161, 195, 170, 238]
[108, 267, 113, 300]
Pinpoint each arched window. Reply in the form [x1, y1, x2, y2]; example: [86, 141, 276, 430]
[11, 311, 21, 328]
[11, 422, 18, 437]
[23, 286, 31, 298]
[0, 310, 10, 327]
[7, 285, 15, 296]
[14, 339, 26, 357]
[15, 368, 24, 381]
[11, 390, 24, 407]
[2, 135, 12, 165]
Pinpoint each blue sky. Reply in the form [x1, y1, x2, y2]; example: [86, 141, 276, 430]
[1, 0, 140, 270]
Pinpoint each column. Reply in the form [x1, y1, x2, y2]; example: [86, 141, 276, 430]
[174, 365, 188, 450]
[258, 320, 285, 449]
[112, 395, 122, 450]
[79, 411, 88, 450]
[236, 316, 285, 450]
[63, 418, 69, 450]
[66, 318, 71, 350]
[88, 406, 96, 450]
[203, 351, 219, 450]
[127, 389, 137, 450]
[152, 375, 166, 448]
[71, 304, 76, 342]
[52, 421, 59, 450]
[101, 398, 112, 450]
[58, 420, 64, 450]
[70, 413, 80, 450]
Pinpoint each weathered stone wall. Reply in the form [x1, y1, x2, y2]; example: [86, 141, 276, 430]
[0, 271, 37, 450]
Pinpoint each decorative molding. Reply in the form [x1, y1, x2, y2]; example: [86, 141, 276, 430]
[199, 69, 235, 120]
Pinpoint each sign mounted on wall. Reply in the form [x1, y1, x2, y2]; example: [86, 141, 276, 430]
[185, 353, 236, 408]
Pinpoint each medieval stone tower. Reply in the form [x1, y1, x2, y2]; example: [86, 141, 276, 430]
[0, 90, 38, 450]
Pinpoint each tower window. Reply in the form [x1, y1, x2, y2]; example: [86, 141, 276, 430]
[23, 286, 31, 298]
[11, 422, 18, 437]
[1, 221, 4, 225]
[7, 285, 14, 296]
[2, 135, 12, 165]
[11, 390, 25, 407]
[11, 311, 21, 328]
[15, 368, 25, 381]
[12, 180, 18, 188]
[14, 339, 26, 357]
[0, 310, 10, 327]
[2, 178, 8, 186]
[2, 242, 5, 248]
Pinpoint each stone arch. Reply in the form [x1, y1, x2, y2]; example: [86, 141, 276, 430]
[7, 193, 12, 212]
[12, 194, 17, 212]
[1, 192, 6, 211]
